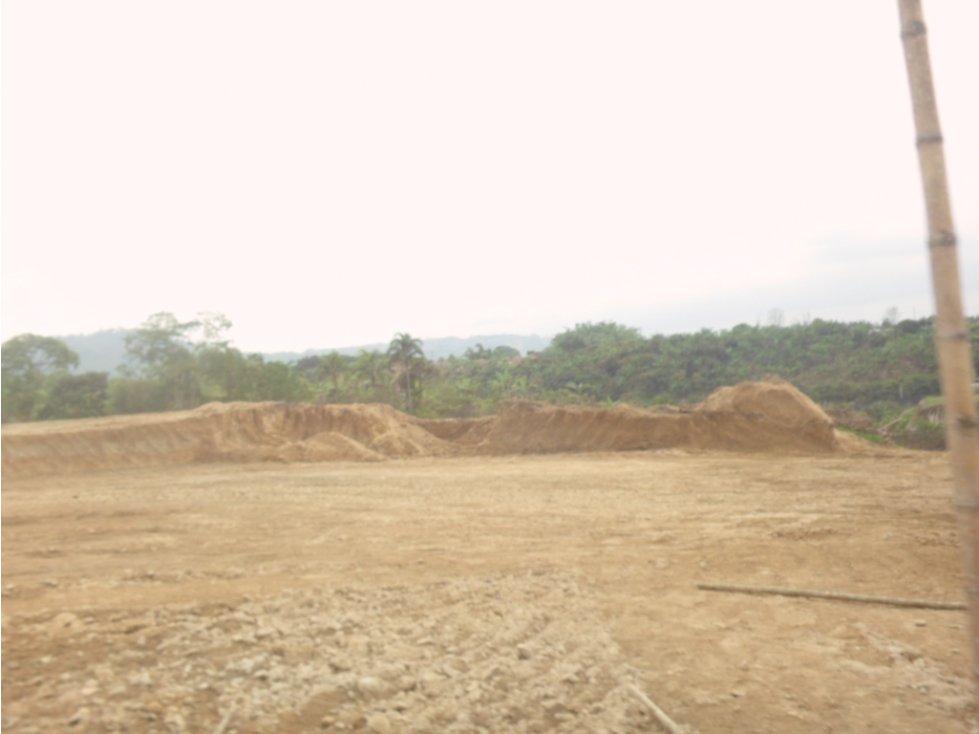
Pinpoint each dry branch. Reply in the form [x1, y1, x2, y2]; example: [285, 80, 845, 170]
[697, 583, 966, 611]
[627, 684, 687, 734]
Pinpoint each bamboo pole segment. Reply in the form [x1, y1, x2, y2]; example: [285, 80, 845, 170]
[897, 0, 979, 699]
[626, 684, 687, 734]
[697, 583, 966, 611]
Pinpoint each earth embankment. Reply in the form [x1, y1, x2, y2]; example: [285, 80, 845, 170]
[2, 381, 844, 479]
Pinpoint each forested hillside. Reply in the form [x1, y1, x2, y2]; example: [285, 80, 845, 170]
[5, 313, 978, 444]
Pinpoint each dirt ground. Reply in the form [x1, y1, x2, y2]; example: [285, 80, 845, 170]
[2, 450, 975, 733]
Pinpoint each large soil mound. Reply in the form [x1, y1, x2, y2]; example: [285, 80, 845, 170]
[1, 402, 453, 479]
[693, 379, 840, 452]
[2, 381, 841, 478]
[478, 380, 839, 455]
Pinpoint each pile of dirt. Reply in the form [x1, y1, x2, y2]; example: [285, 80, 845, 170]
[0, 402, 454, 479]
[699, 379, 833, 429]
[1, 381, 844, 479]
[476, 401, 693, 454]
[692, 380, 840, 453]
[477, 381, 840, 455]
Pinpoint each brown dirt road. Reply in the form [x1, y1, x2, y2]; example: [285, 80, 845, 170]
[2, 450, 975, 733]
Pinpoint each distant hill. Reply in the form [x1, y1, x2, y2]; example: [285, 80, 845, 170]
[264, 334, 552, 363]
[57, 330, 552, 374]
[61, 329, 132, 374]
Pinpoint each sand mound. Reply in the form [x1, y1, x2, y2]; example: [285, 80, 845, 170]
[698, 379, 833, 428]
[2, 381, 842, 478]
[475, 381, 839, 455]
[1, 402, 452, 479]
[691, 380, 839, 453]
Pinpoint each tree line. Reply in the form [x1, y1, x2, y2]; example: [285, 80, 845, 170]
[3, 312, 978, 426]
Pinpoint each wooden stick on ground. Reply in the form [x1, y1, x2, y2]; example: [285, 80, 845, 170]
[212, 700, 238, 734]
[897, 0, 979, 702]
[697, 583, 966, 611]
[627, 684, 687, 734]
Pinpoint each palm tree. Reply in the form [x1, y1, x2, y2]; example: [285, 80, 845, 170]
[387, 333, 425, 412]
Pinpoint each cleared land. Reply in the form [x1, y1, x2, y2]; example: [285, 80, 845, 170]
[1, 385, 976, 732]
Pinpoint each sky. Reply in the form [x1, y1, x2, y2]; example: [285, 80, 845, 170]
[3, 1, 977, 353]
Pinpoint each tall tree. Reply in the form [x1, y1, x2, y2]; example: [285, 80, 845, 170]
[387, 333, 425, 412]
[122, 311, 235, 411]
[1, 335, 80, 422]
[353, 350, 386, 400]
[123, 312, 200, 410]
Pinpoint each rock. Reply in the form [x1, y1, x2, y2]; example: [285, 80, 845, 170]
[128, 670, 152, 687]
[320, 714, 336, 728]
[356, 675, 390, 699]
[367, 712, 392, 734]
[164, 710, 186, 733]
[389, 691, 414, 713]
[337, 709, 366, 729]
[375, 662, 405, 681]
[68, 707, 89, 726]
[516, 644, 532, 660]
[544, 699, 570, 715]
[419, 671, 448, 695]
[442, 656, 469, 674]
[93, 664, 115, 683]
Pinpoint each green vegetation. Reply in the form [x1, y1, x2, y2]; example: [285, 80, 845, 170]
[836, 426, 888, 445]
[387, 333, 427, 412]
[1, 334, 94, 422]
[878, 395, 979, 450]
[5, 314, 979, 449]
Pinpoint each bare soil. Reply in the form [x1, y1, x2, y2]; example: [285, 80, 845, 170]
[2, 450, 975, 733]
[0, 381, 843, 481]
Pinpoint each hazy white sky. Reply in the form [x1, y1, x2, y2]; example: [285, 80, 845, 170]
[3, 1, 977, 352]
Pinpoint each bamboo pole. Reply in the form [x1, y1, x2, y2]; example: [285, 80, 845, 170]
[697, 582, 966, 611]
[897, 0, 979, 700]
